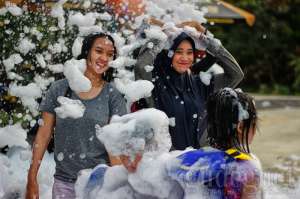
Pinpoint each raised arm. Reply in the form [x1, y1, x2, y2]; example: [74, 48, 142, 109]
[202, 35, 244, 91]
[192, 52, 217, 73]
[177, 20, 244, 90]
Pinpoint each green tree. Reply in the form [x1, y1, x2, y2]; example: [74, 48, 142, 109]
[211, 0, 300, 94]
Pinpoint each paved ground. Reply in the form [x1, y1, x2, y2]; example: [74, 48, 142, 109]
[251, 104, 300, 170]
[253, 94, 300, 110]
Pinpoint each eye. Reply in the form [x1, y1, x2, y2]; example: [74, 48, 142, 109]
[175, 50, 183, 54]
[107, 52, 114, 58]
[96, 49, 103, 54]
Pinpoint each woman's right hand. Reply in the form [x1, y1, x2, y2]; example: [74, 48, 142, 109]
[26, 177, 39, 199]
[178, 21, 206, 33]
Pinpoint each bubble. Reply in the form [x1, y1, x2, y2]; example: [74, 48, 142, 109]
[80, 153, 86, 159]
[262, 34, 267, 39]
[89, 136, 94, 141]
[57, 152, 64, 161]
[169, 117, 176, 127]
[38, 118, 44, 126]
[168, 50, 174, 58]
[193, 114, 198, 119]
[180, 101, 184, 105]
[144, 65, 154, 72]
[30, 120, 36, 127]
[69, 153, 75, 159]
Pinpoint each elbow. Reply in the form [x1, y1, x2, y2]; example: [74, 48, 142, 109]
[232, 67, 244, 88]
[237, 69, 244, 83]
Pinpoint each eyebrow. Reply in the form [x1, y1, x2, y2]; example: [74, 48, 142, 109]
[95, 46, 114, 52]
[176, 48, 193, 51]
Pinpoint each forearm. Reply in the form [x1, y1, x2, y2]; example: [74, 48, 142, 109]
[28, 128, 53, 179]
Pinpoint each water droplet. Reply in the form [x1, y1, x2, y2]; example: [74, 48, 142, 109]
[38, 119, 44, 126]
[80, 153, 86, 159]
[89, 136, 94, 141]
[57, 152, 64, 161]
[168, 50, 174, 58]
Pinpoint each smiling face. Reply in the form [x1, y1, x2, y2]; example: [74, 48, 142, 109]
[172, 40, 194, 74]
[86, 37, 115, 75]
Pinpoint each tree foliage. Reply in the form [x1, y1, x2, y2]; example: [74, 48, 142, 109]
[210, 0, 300, 94]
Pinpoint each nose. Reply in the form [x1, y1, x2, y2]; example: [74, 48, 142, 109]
[99, 53, 109, 62]
[180, 53, 190, 61]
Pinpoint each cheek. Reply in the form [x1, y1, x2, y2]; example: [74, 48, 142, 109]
[248, 127, 256, 143]
[88, 52, 96, 62]
[172, 54, 179, 65]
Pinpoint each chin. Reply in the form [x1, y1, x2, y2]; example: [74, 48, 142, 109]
[93, 66, 108, 75]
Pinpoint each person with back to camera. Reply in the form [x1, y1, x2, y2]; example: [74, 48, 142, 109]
[26, 32, 127, 199]
[85, 88, 262, 199]
[168, 88, 262, 199]
[134, 18, 244, 151]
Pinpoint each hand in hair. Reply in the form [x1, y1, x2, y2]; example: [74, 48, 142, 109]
[148, 17, 205, 33]
[177, 21, 206, 33]
[148, 17, 164, 27]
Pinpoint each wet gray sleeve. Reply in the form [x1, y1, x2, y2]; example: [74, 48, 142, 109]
[39, 82, 58, 115]
[109, 88, 127, 117]
[202, 36, 244, 91]
[134, 40, 161, 107]
[134, 39, 161, 81]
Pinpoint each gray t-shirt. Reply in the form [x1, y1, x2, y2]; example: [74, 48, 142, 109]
[39, 79, 127, 182]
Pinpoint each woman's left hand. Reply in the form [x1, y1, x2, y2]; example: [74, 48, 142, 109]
[120, 153, 143, 173]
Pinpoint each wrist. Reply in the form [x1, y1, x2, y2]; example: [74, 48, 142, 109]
[28, 167, 38, 180]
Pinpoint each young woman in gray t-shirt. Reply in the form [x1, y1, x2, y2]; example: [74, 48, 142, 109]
[26, 33, 127, 199]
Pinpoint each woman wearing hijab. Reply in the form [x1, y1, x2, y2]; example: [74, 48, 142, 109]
[134, 19, 244, 150]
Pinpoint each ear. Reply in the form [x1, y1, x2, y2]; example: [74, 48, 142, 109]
[237, 121, 244, 135]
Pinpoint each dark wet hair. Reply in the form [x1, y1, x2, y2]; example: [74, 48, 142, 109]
[170, 32, 196, 53]
[206, 88, 257, 153]
[77, 32, 117, 82]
